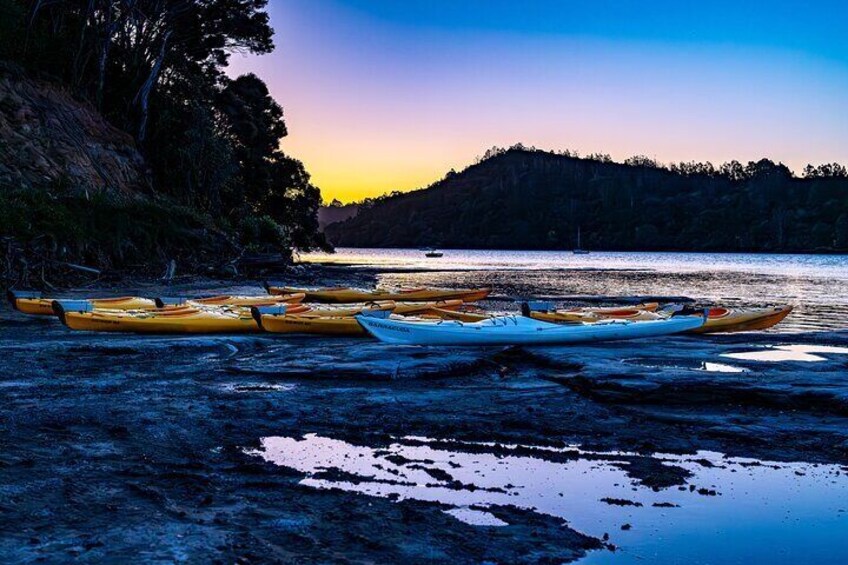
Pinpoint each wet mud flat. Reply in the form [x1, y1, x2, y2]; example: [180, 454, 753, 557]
[2, 268, 848, 563]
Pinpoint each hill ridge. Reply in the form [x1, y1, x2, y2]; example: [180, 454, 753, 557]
[324, 148, 848, 253]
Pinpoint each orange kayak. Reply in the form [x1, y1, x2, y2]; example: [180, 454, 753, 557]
[689, 305, 793, 334]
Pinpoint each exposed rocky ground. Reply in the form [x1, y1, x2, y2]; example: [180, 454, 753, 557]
[1, 265, 847, 562]
[0, 63, 149, 199]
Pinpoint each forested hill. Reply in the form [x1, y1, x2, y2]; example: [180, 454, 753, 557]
[324, 148, 848, 252]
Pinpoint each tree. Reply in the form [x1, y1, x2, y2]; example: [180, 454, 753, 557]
[835, 214, 848, 249]
[11, 0, 327, 256]
[719, 160, 747, 181]
[216, 73, 286, 206]
[805, 163, 848, 178]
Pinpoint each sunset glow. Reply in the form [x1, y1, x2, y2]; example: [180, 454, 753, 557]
[229, 0, 848, 203]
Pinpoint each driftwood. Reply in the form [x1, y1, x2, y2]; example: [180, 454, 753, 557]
[53, 261, 101, 275]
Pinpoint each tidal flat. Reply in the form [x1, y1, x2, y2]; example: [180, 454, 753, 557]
[2, 254, 847, 563]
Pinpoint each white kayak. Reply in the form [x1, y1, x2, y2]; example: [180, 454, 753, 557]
[356, 312, 706, 346]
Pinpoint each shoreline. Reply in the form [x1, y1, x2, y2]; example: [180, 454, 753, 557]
[2, 260, 847, 562]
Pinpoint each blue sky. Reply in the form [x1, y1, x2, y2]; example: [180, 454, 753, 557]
[231, 1, 848, 202]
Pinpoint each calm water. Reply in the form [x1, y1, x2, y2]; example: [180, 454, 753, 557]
[250, 434, 848, 564]
[300, 248, 848, 278]
[299, 248, 848, 332]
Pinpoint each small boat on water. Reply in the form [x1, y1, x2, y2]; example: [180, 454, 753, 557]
[573, 226, 590, 255]
[356, 311, 706, 346]
[264, 284, 490, 304]
[424, 248, 443, 258]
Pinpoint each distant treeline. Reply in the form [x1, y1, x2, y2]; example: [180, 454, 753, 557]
[325, 145, 848, 252]
[0, 0, 326, 280]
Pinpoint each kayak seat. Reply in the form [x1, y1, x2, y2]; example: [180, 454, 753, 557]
[708, 307, 730, 318]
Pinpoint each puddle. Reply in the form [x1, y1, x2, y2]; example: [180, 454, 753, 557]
[700, 362, 747, 373]
[221, 383, 296, 393]
[623, 358, 747, 373]
[722, 344, 848, 363]
[444, 507, 509, 526]
[248, 435, 848, 563]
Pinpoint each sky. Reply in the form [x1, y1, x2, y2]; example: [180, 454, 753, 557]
[228, 0, 848, 203]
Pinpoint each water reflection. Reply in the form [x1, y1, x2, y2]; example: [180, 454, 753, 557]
[700, 361, 747, 373]
[299, 248, 848, 278]
[249, 434, 848, 563]
[299, 248, 848, 333]
[623, 358, 747, 373]
[723, 344, 848, 363]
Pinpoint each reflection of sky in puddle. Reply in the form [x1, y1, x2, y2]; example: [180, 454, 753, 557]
[722, 344, 848, 363]
[248, 435, 848, 564]
[624, 358, 747, 373]
[700, 361, 747, 373]
[220, 383, 296, 393]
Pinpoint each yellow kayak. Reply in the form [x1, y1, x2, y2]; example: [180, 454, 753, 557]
[255, 302, 396, 335]
[530, 310, 662, 323]
[258, 314, 370, 336]
[55, 303, 261, 333]
[255, 300, 466, 335]
[689, 305, 793, 334]
[580, 302, 660, 314]
[524, 302, 661, 323]
[8, 291, 157, 316]
[423, 307, 492, 322]
[264, 284, 491, 304]
[154, 293, 306, 308]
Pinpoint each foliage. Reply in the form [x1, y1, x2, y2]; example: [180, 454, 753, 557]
[0, 0, 326, 276]
[326, 147, 848, 253]
[0, 183, 231, 270]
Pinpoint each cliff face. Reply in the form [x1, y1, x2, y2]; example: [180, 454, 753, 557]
[0, 64, 149, 199]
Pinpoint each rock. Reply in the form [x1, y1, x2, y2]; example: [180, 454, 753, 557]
[600, 498, 643, 507]
[0, 66, 150, 200]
